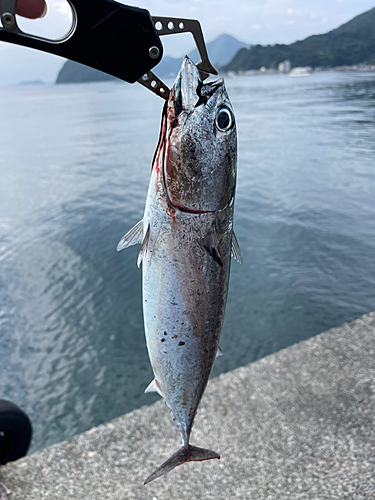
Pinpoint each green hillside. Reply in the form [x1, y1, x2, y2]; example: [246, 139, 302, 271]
[222, 7, 375, 72]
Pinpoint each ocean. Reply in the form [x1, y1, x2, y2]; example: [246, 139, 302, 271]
[0, 71, 375, 452]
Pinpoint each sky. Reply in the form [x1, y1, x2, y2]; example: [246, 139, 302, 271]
[0, 0, 374, 85]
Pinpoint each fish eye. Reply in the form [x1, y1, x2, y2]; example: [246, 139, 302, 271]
[215, 107, 234, 132]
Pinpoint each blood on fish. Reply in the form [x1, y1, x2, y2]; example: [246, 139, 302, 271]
[166, 205, 176, 221]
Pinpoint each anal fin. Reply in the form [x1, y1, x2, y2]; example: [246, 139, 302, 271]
[144, 378, 163, 397]
[216, 346, 223, 358]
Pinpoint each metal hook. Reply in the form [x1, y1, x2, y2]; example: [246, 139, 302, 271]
[138, 16, 217, 100]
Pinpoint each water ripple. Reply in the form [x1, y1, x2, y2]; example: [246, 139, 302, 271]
[1, 73, 375, 452]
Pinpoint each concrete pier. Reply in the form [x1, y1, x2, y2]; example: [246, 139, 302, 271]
[0, 312, 374, 499]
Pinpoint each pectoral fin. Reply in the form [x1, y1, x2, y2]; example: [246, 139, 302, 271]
[231, 231, 242, 264]
[117, 220, 143, 251]
[137, 224, 150, 268]
[203, 244, 223, 267]
[216, 346, 223, 358]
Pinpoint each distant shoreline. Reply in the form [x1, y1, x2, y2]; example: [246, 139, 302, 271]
[222, 64, 375, 78]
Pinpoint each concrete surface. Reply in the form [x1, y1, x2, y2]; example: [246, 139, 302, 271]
[0, 312, 374, 499]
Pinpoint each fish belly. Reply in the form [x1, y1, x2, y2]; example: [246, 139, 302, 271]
[142, 192, 232, 443]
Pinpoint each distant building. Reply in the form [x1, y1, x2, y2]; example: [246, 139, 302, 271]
[289, 66, 312, 77]
[278, 60, 291, 74]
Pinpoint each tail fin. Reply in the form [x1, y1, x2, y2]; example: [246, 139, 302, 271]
[144, 445, 220, 485]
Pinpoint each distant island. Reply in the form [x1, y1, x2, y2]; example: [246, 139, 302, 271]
[222, 6, 375, 73]
[56, 61, 117, 84]
[55, 34, 248, 84]
[18, 80, 46, 86]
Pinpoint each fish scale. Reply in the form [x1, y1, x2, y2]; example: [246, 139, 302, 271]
[117, 56, 240, 484]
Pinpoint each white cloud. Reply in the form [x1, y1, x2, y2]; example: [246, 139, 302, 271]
[16, 0, 73, 40]
[56, 1, 73, 16]
[206, 15, 232, 31]
[1, 0, 375, 85]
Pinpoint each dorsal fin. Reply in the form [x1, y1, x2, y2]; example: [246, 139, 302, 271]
[137, 224, 150, 268]
[231, 231, 242, 264]
[117, 220, 143, 251]
[144, 378, 163, 397]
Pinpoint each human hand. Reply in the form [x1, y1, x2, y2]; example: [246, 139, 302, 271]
[16, 0, 47, 19]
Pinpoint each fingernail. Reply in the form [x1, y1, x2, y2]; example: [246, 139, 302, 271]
[40, 2, 47, 18]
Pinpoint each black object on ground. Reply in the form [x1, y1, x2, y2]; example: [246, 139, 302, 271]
[0, 400, 32, 465]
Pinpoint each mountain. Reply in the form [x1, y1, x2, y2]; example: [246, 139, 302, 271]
[56, 34, 248, 84]
[56, 60, 117, 84]
[191, 33, 249, 66]
[153, 34, 248, 79]
[222, 7, 375, 72]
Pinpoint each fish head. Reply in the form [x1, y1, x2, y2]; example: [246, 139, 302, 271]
[164, 56, 237, 213]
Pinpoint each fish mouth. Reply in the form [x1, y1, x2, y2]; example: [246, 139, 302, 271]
[170, 56, 223, 113]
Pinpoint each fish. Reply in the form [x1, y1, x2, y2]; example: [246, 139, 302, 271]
[117, 56, 241, 484]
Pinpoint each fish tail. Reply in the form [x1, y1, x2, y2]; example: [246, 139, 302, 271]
[144, 445, 220, 485]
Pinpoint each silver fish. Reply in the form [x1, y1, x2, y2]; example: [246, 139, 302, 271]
[117, 56, 241, 484]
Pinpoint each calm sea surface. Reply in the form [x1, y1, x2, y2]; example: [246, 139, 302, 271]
[1, 72, 375, 453]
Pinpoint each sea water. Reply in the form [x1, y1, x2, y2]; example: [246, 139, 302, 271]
[0, 72, 375, 452]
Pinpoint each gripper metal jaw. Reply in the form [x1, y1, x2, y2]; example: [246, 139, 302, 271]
[138, 16, 217, 100]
